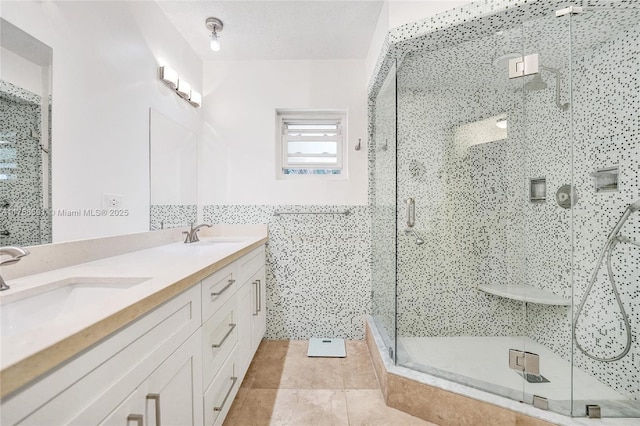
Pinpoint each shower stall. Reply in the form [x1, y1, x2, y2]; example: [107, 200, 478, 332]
[370, 1, 639, 419]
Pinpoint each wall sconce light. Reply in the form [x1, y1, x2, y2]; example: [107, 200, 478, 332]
[176, 79, 191, 99]
[159, 66, 178, 89]
[205, 17, 224, 52]
[158, 66, 200, 108]
[188, 90, 201, 108]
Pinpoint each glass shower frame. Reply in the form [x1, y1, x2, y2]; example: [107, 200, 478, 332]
[370, 5, 640, 419]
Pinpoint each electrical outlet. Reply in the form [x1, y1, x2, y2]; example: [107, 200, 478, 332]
[102, 193, 123, 209]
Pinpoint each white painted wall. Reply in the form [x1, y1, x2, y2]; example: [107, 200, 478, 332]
[0, 47, 42, 96]
[201, 59, 368, 206]
[388, 0, 470, 29]
[0, 1, 202, 242]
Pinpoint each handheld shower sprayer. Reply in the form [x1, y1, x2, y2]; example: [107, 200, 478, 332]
[573, 199, 640, 362]
[629, 199, 640, 212]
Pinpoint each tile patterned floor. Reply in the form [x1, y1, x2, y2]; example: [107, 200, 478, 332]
[224, 340, 435, 425]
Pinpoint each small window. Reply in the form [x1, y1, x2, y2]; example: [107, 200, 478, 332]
[277, 110, 347, 177]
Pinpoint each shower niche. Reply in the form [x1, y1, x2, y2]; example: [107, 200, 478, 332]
[529, 177, 546, 203]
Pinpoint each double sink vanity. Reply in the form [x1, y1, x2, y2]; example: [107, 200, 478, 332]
[0, 225, 268, 425]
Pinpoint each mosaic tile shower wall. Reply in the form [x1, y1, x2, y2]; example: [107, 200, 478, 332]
[203, 205, 371, 340]
[369, 0, 639, 402]
[0, 80, 51, 246]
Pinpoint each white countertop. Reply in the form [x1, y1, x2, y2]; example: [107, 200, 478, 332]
[0, 230, 268, 397]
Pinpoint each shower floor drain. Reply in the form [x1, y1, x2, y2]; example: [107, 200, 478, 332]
[519, 372, 550, 383]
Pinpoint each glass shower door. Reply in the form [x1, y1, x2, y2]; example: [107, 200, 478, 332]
[520, 6, 640, 418]
[568, 6, 640, 418]
[393, 21, 530, 405]
[519, 11, 574, 416]
[371, 62, 397, 361]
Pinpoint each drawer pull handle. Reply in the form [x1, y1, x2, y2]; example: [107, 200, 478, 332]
[212, 323, 237, 348]
[146, 393, 161, 426]
[252, 281, 259, 316]
[211, 279, 236, 297]
[256, 279, 262, 312]
[214, 376, 238, 412]
[127, 414, 143, 426]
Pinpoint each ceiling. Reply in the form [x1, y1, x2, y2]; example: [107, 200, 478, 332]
[156, 0, 384, 61]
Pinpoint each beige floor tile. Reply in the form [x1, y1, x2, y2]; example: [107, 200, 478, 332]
[224, 389, 349, 426]
[249, 340, 294, 388]
[252, 340, 345, 389]
[341, 341, 380, 390]
[345, 389, 435, 426]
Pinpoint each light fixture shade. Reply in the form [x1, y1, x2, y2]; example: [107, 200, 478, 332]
[188, 90, 201, 108]
[209, 33, 221, 52]
[206, 17, 223, 52]
[159, 66, 178, 89]
[176, 79, 191, 99]
[496, 118, 508, 129]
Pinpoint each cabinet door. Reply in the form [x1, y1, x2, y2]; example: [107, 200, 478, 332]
[144, 331, 204, 426]
[99, 331, 203, 426]
[99, 388, 146, 426]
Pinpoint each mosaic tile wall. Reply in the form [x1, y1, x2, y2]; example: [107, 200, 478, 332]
[203, 205, 371, 340]
[149, 204, 197, 231]
[369, 0, 639, 402]
[0, 80, 51, 246]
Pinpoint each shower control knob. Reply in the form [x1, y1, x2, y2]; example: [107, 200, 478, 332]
[556, 184, 578, 209]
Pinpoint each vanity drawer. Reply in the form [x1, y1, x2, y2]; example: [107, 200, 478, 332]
[237, 245, 265, 285]
[201, 262, 238, 323]
[203, 347, 239, 426]
[202, 295, 239, 389]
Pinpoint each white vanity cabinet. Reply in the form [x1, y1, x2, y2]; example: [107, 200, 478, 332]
[1, 242, 267, 426]
[1, 285, 203, 426]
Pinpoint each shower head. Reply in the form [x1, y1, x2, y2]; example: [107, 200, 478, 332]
[629, 199, 640, 212]
[525, 74, 547, 91]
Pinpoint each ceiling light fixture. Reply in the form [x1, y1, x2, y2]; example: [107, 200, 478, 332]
[496, 118, 508, 129]
[205, 17, 223, 52]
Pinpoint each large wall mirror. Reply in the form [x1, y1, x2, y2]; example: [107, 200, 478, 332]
[0, 18, 52, 246]
[149, 108, 198, 230]
[0, 2, 203, 246]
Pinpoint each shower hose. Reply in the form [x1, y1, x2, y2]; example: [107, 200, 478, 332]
[573, 203, 640, 362]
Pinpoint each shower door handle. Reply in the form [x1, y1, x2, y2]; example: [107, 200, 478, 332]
[406, 198, 415, 228]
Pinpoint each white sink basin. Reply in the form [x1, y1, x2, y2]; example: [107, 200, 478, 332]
[0, 277, 150, 336]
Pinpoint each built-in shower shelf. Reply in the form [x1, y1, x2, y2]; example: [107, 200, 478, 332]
[477, 284, 570, 306]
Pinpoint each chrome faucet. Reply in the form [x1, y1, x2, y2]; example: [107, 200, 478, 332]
[183, 223, 212, 243]
[0, 246, 30, 291]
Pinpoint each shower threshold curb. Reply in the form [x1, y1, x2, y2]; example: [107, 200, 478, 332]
[364, 317, 639, 426]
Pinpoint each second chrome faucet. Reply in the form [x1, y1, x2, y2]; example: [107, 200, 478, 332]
[183, 223, 212, 243]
